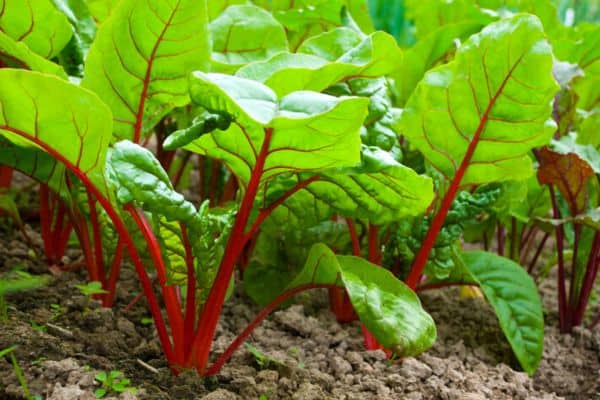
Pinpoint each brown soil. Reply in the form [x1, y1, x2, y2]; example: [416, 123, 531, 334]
[0, 224, 598, 400]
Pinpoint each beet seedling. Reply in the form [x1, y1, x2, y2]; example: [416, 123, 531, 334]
[94, 370, 137, 399]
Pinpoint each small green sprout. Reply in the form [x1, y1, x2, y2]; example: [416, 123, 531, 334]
[75, 281, 108, 297]
[244, 343, 282, 370]
[29, 320, 47, 333]
[49, 303, 64, 321]
[0, 346, 38, 400]
[94, 370, 137, 398]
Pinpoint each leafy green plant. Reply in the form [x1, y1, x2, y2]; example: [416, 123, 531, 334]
[94, 370, 137, 398]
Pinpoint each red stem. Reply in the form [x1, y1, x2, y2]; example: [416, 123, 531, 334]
[509, 217, 518, 260]
[549, 186, 568, 332]
[0, 166, 13, 188]
[329, 218, 360, 323]
[573, 231, 600, 326]
[39, 184, 54, 262]
[346, 218, 361, 257]
[527, 232, 550, 275]
[368, 224, 381, 265]
[171, 152, 192, 189]
[87, 193, 107, 288]
[206, 284, 333, 376]
[405, 61, 519, 289]
[497, 222, 505, 256]
[244, 175, 320, 242]
[180, 224, 197, 352]
[191, 128, 273, 373]
[103, 238, 125, 307]
[126, 205, 186, 364]
[363, 223, 383, 351]
[220, 173, 238, 205]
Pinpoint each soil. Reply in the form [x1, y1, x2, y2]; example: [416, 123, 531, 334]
[0, 223, 598, 400]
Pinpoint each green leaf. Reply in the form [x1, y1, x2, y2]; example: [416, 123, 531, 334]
[0, 346, 17, 358]
[552, 23, 599, 111]
[392, 21, 485, 106]
[236, 29, 402, 97]
[207, 0, 246, 20]
[0, 271, 49, 296]
[52, 0, 97, 76]
[0, 69, 113, 193]
[401, 14, 558, 186]
[108, 141, 201, 230]
[267, 146, 434, 226]
[86, 0, 118, 22]
[285, 244, 436, 356]
[210, 5, 288, 73]
[184, 72, 369, 185]
[461, 251, 544, 375]
[244, 219, 350, 306]
[0, 0, 73, 58]
[0, 32, 68, 78]
[405, 0, 496, 40]
[326, 78, 400, 152]
[82, 0, 210, 141]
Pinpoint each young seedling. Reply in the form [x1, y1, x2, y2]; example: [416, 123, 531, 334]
[0, 346, 40, 400]
[94, 370, 137, 399]
[245, 343, 282, 370]
[49, 303, 64, 322]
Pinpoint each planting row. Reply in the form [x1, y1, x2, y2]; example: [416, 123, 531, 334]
[0, 0, 598, 379]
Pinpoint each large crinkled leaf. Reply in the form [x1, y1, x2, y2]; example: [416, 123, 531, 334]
[0, 69, 112, 192]
[184, 72, 369, 185]
[0, 0, 72, 58]
[270, 0, 346, 50]
[267, 147, 434, 226]
[326, 78, 401, 153]
[405, 0, 496, 40]
[0, 31, 67, 78]
[108, 141, 201, 231]
[401, 14, 558, 186]
[82, 0, 210, 142]
[210, 5, 288, 74]
[392, 21, 485, 106]
[236, 29, 402, 97]
[285, 243, 436, 356]
[537, 147, 596, 216]
[460, 251, 544, 375]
